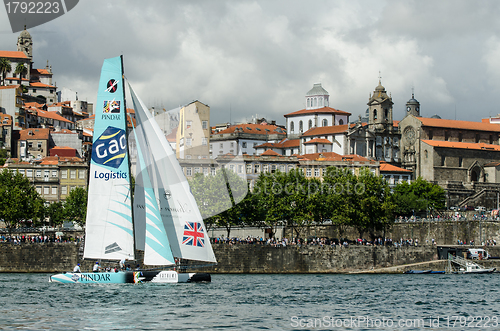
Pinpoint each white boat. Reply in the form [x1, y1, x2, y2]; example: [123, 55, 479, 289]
[50, 56, 216, 284]
[447, 254, 496, 275]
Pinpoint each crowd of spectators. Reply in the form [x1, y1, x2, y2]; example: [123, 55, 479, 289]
[0, 234, 82, 244]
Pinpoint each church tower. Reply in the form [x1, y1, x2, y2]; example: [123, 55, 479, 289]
[367, 78, 393, 131]
[405, 92, 420, 117]
[17, 26, 33, 60]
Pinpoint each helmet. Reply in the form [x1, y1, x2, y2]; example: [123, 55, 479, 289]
[96, 262, 99, 264]
[77, 263, 80, 266]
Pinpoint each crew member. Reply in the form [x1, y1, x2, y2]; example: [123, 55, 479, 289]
[93, 262, 101, 272]
[73, 263, 81, 273]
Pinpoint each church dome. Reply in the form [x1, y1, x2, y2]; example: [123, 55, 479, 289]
[306, 83, 329, 96]
[407, 93, 419, 105]
[375, 82, 385, 92]
[430, 114, 441, 119]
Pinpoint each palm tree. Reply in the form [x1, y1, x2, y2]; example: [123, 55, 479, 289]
[14, 63, 27, 86]
[0, 58, 12, 86]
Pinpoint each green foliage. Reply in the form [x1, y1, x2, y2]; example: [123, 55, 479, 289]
[46, 201, 65, 227]
[64, 187, 88, 227]
[0, 58, 12, 86]
[0, 169, 45, 234]
[392, 177, 446, 216]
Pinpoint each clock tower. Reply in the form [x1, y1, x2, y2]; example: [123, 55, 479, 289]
[17, 25, 33, 60]
[405, 92, 420, 117]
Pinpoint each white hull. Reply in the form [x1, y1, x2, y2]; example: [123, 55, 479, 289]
[49, 270, 211, 284]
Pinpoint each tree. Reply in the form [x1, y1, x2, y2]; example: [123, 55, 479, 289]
[392, 177, 446, 216]
[46, 201, 65, 227]
[14, 63, 27, 85]
[0, 58, 12, 86]
[0, 169, 45, 235]
[64, 187, 88, 227]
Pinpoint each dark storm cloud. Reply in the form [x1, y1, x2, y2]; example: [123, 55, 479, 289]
[1, 0, 499, 124]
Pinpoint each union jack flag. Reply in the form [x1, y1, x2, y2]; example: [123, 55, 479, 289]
[182, 222, 205, 247]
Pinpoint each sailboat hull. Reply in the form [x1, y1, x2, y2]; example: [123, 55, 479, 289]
[49, 270, 211, 284]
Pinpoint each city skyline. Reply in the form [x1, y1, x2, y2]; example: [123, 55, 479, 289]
[1, 0, 500, 125]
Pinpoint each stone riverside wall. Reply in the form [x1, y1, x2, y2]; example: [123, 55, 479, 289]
[0, 242, 438, 273]
[292, 219, 500, 246]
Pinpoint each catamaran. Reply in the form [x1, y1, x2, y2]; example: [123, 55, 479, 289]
[50, 56, 216, 283]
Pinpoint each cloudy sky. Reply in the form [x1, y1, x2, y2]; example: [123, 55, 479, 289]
[1, 0, 500, 126]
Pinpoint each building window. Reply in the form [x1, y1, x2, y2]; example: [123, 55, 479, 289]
[459, 157, 463, 167]
[220, 143, 223, 148]
[374, 110, 377, 120]
[242, 142, 247, 148]
[308, 120, 313, 130]
[230, 142, 234, 148]
[186, 120, 192, 129]
[186, 167, 192, 176]
[79, 170, 85, 179]
[441, 156, 445, 166]
[290, 121, 294, 132]
[36, 170, 41, 177]
[61, 186, 67, 195]
[202, 138, 207, 146]
[271, 165, 276, 173]
[458, 133, 463, 142]
[51, 170, 57, 177]
[70, 170, 76, 179]
[306, 168, 312, 177]
[186, 155, 192, 159]
[194, 167, 200, 174]
[229, 165, 235, 172]
[428, 130, 433, 140]
[43, 186, 49, 195]
[209, 144, 213, 150]
[384, 109, 388, 119]
[280, 164, 285, 172]
[314, 168, 320, 177]
[445, 131, 449, 141]
[299, 121, 303, 132]
[211, 167, 216, 175]
[246, 164, 252, 174]
[238, 165, 243, 174]
[51, 186, 57, 195]
[202, 121, 208, 130]
[203, 167, 209, 175]
[18, 169, 25, 176]
[26, 169, 32, 177]
[475, 134, 480, 143]
[186, 138, 192, 146]
[322, 119, 328, 127]
[254, 164, 260, 173]
[61, 170, 67, 179]
[490, 135, 493, 144]
[36, 186, 41, 194]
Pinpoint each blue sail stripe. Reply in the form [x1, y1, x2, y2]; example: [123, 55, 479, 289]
[106, 221, 134, 237]
[109, 210, 133, 224]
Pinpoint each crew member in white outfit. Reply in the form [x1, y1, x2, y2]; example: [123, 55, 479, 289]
[93, 262, 101, 272]
[73, 263, 81, 273]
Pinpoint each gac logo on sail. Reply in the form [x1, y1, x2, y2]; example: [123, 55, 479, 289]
[91, 126, 127, 169]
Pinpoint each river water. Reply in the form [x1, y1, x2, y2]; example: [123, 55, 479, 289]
[1, 273, 499, 330]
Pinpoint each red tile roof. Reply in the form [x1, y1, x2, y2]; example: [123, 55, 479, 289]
[418, 117, 500, 132]
[422, 140, 500, 151]
[166, 127, 178, 142]
[302, 124, 349, 137]
[261, 149, 282, 156]
[30, 82, 56, 88]
[0, 85, 20, 90]
[32, 69, 51, 75]
[0, 51, 28, 59]
[379, 161, 412, 173]
[300, 152, 370, 162]
[51, 129, 76, 134]
[284, 106, 351, 117]
[255, 138, 300, 149]
[214, 123, 286, 135]
[0, 114, 12, 126]
[36, 109, 73, 123]
[19, 128, 51, 140]
[303, 138, 332, 145]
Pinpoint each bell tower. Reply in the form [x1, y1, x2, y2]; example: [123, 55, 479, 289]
[367, 76, 393, 130]
[17, 25, 33, 60]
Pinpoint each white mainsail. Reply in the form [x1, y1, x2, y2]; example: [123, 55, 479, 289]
[129, 84, 217, 263]
[84, 56, 135, 260]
